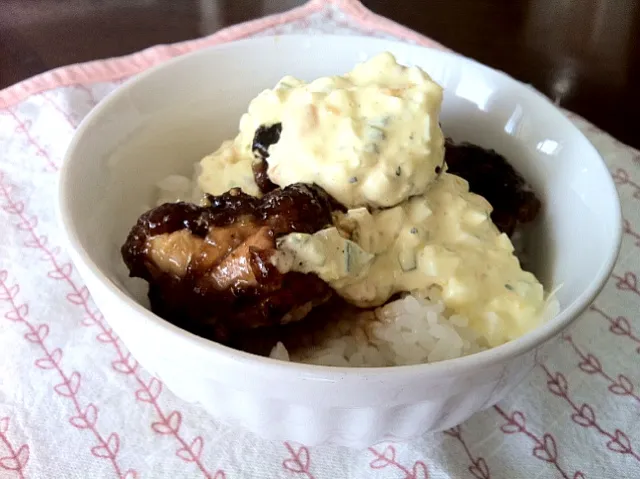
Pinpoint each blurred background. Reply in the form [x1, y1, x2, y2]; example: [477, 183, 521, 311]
[1, 0, 638, 148]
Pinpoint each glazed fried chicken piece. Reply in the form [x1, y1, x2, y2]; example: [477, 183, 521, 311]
[121, 183, 337, 343]
[444, 139, 542, 236]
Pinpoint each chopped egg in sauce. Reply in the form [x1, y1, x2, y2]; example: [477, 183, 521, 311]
[197, 52, 548, 348]
[199, 52, 445, 208]
[275, 173, 545, 347]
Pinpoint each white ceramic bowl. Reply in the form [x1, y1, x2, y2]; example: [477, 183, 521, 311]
[58, 35, 622, 447]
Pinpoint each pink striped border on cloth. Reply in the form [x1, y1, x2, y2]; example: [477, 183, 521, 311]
[0, 0, 446, 109]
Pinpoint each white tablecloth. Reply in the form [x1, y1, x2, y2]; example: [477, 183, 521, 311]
[1, 1, 639, 477]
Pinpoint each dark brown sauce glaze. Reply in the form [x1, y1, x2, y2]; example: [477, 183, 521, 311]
[444, 139, 542, 236]
[227, 295, 359, 356]
[252, 123, 282, 160]
[121, 183, 338, 344]
[251, 123, 281, 193]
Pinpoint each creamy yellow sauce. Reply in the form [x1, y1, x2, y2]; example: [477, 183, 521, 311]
[276, 173, 545, 347]
[198, 52, 444, 208]
[198, 140, 262, 197]
[196, 52, 548, 347]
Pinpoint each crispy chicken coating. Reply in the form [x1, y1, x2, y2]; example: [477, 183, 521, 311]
[121, 183, 337, 343]
[444, 139, 542, 236]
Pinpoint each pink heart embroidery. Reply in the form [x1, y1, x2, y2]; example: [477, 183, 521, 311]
[123, 469, 138, 479]
[578, 354, 601, 374]
[609, 316, 631, 336]
[24, 323, 49, 343]
[615, 272, 638, 292]
[152, 410, 182, 435]
[283, 443, 310, 473]
[571, 403, 596, 428]
[606, 430, 632, 454]
[412, 461, 429, 479]
[546, 372, 568, 397]
[176, 436, 203, 462]
[0, 445, 28, 471]
[468, 458, 490, 479]
[500, 411, 525, 434]
[369, 445, 396, 469]
[532, 434, 557, 462]
[608, 375, 633, 395]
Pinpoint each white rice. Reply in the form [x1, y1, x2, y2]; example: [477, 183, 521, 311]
[154, 172, 560, 367]
[155, 165, 204, 206]
[270, 291, 559, 367]
[278, 293, 486, 367]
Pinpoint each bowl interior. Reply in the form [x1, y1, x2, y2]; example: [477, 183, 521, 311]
[61, 35, 620, 356]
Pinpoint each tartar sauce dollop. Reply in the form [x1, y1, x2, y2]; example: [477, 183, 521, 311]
[198, 52, 445, 208]
[275, 173, 546, 346]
